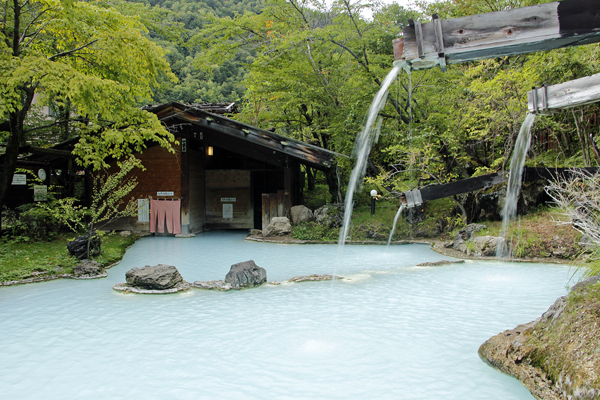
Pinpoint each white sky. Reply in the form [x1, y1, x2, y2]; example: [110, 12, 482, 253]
[358, 0, 433, 20]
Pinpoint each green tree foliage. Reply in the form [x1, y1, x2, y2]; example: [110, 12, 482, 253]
[363, 0, 600, 225]
[0, 0, 177, 222]
[193, 0, 421, 198]
[125, 0, 261, 104]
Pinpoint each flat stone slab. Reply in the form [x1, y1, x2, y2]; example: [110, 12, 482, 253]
[192, 280, 233, 291]
[72, 271, 108, 280]
[416, 260, 465, 267]
[287, 274, 343, 283]
[113, 281, 190, 294]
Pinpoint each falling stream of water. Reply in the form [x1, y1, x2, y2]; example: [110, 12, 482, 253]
[387, 204, 406, 245]
[338, 62, 409, 250]
[496, 113, 537, 257]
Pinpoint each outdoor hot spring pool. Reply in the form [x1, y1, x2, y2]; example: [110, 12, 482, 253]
[0, 231, 578, 399]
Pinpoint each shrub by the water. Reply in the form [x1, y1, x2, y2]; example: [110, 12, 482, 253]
[292, 222, 338, 241]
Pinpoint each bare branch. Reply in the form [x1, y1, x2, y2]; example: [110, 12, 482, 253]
[18, 4, 56, 46]
[48, 39, 99, 61]
[545, 169, 600, 248]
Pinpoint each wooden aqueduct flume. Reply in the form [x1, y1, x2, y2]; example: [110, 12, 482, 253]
[391, 0, 600, 208]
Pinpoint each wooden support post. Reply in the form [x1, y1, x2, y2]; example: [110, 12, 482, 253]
[262, 193, 270, 231]
[269, 193, 278, 220]
[284, 192, 291, 213]
[180, 139, 190, 234]
[284, 167, 294, 206]
[395, 0, 600, 70]
[528, 73, 600, 114]
[277, 190, 284, 217]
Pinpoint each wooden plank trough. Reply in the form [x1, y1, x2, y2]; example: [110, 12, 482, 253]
[399, 167, 599, 207]
[528, 73, 600, 114]
[393, 0, 600, 71]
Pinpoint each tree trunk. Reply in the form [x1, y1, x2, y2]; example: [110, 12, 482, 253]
[0, 88, 36, 229]
[306, 167, 316, 191]
[326, 165, 341, 203]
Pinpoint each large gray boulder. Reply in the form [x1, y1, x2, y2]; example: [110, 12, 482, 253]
[314, 204, 344, 228]
[67, 232, 101, 260]
[73, 259, 103, 276]
[453, 223, 486, 251]
[290, 205, 314, 225]
[224, 260, 267, 289]
[470, 235, 503, 257]
[125, 264, 184, 290]
[263, 217, 291, 236]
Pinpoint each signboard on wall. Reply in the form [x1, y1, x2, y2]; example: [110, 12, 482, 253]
[11, 174, 26, 185]
[157, 191, 174, 196]
[138, 199, 150, 222]
[222, 204, 233, 219]
[33, 186, 47, 201]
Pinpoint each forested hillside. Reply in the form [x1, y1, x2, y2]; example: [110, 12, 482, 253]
[129, 0, 263, 103]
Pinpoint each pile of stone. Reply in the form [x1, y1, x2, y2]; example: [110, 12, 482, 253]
[113, 264, 190, 294]
[193, 260, 267, 291]
[72, 259, 107, 279]
[287, 274, 343, 283]
[255, 204, 344, 237]
[450, 223, 504, 257]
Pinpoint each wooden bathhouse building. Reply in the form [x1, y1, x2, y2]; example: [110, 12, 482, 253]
[2, 102, 339, 234]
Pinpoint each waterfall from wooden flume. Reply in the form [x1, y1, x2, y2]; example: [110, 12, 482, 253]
[497, 113, 536, 257]
[338, 62, 408, 250]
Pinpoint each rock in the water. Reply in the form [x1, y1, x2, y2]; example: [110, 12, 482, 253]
[416, 260, 465, 267]
[125, 264, 184, 290]
[287, 274, 342, 283]
[73, 259, 103, 276]
[67, 232, 101, 260]
[263, 217, 291, 236]
[290, 205, 314, 225]
[224, 260, 267, 289]
[192, 280, 232, 291]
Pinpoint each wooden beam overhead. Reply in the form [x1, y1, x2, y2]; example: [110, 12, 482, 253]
[395, 0, 600, 70]
[528, 73, 600, 114]
[25, 146, 74, 157]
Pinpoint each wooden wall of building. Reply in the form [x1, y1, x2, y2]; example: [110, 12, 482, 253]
[205, 170, 253, 229]
[100, 142, 182, 232]
[132, 143, 182, 200]
[188, 149, 205, 233]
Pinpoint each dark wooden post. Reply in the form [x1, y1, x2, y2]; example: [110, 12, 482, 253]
[269, 193, 278, 219]
[180, 138, 189, 234]
[262, 193, 270, 231]
[277, 190, 284, 217]
[284, 167, 294, 206]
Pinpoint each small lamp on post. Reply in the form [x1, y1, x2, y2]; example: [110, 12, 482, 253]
[370, 189, 378, 215]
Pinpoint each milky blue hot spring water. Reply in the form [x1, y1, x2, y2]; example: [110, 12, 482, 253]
[0, 232, 577, 399]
